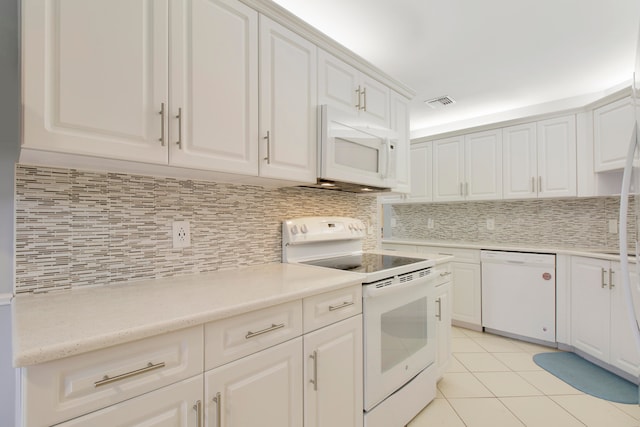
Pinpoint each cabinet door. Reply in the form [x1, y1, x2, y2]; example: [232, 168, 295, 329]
[570, 257, 610, 361]
[304, 316, 363, 427]
[409, 142, 432, 201]
[434, 281, 452, 379]
[432, 136, 465, 202]
[317, 49, 359, 115]
[503, 123, 538, 199]
[537, 115, 577, 198]
[205, 337, 303, 427]
[464, 129, 502, 200]
[594, 97, 635, 172]
[169, 0, 259, 175]
[56, 376, 203, 427]
[450, 261, 482, 327]
[360, 75, 391, 128]
[390, 91, 411, 193]
[22, 0, 168, 164]
[259, 16, 317, 183]
[610, 262, 640, 376]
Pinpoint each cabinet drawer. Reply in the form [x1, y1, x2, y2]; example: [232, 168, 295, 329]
[205, 300, 302, 370]
[303, 285, 362, 333]
[55, 375, 203, 427]
[417, 246, 480, 264]
[434, 263, 453, 286]
[22, 326, 204, 427]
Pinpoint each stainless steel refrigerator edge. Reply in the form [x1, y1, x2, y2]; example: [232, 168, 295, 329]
[618, 19, 640, 399]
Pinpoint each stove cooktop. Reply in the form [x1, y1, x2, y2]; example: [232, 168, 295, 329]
[301, 253, 428, 274]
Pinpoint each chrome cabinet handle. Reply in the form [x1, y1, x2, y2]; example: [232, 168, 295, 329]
[601, 268, 608, 288]
[309, 350, 318, 391]
[531, 177, 535, 193]
[610, 269, 615, 289]
[436, 298, 442, 321]
[94, 361, 166, 387]
[465, 182, 469, 196]
[245, 323, 285, 339]
[175, 107, 183, 149]
[212, 392, 221, 427]
[439, 271, 452, 277]
[264, 131, 271, 164]
[538, 176, 542, 193]
[193, 400, 202, 427]
[159, 102, 166, 146]
[361, 87, 367, 111]
[329, 301, 354, 311]
[355, 86, 362, 109]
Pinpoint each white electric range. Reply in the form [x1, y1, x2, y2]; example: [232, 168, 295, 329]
[283, 217, 440, 427]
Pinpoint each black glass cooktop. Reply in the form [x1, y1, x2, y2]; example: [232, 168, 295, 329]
[301, 253, 426, 274]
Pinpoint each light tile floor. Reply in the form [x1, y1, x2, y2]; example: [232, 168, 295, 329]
[407, 326, 640, 427]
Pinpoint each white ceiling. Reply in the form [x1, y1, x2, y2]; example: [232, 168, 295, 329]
[271, 0, 640, 139]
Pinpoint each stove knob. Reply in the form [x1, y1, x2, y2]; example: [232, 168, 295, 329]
[301, 224, 308, 233]
[291, 225, 299, 235]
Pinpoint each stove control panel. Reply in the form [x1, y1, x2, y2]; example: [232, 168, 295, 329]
[283, 217, 366, 245]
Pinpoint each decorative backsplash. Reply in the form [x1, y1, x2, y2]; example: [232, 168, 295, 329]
[387, 197, 633, 250]
[15, 165, 378, 294]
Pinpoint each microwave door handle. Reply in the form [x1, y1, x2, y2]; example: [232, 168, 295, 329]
[382, 139, 390, 178]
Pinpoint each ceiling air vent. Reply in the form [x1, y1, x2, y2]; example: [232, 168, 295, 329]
[425, 95, 456, 109]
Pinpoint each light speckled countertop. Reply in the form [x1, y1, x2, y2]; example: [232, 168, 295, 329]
[381, 239, 636, 262]
[12, 263, 366, 367]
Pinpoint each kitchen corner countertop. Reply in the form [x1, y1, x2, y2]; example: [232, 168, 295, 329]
[381, 239, 633, 261]
[12, 263, 366, 367]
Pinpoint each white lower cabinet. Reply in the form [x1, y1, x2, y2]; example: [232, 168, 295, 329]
[304, 315, 363, 427]
[56, 375, 203, 427]
[205, 337, 304, 427]
[434, 264, 452, 379]
[570, 256, 640, 377]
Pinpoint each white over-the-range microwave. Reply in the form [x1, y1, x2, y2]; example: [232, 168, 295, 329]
[304, 105, 399, 193]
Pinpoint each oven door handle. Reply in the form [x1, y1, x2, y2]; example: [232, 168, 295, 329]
[363, 276, 434, 298]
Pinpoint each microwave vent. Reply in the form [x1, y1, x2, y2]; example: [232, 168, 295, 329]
[425, 95, 456, 109]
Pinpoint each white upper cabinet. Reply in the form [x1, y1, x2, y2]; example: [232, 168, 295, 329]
[169, 0, 259, 175]
[593, 96, 635, 172]
[259, 16, 317, 183]
[503, 123, 538, 199]
[409, 142, 433, 201]
[537, 115, 577, 198]
[318, 49, 390, 127]
[432, 136, 465, 202]
[464, 129, 502, 200]
[432, 130, 501, 202]
[390, 91, 411, 193]
[22, 0, 169, 164]
[502, 116, 576, 199]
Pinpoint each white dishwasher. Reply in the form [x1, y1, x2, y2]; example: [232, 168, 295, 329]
[481, 250, 556, 344]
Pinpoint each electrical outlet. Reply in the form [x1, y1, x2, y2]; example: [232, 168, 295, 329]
[486, 218, 495, 230]
[608, 219, 618, 234]
[427, 218, 434, 229]
[172, 221, 191, 248]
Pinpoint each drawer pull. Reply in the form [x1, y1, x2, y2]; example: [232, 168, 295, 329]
[94, 361, 166, 387]
[439, 271, 452, 277]
[245, 323, 285, 339]
[213, 392, 221, 427]
[193, 400, 202, 427]
[328, 301, 354, 311]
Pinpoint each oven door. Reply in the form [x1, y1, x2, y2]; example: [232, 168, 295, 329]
[362, 276, 437, 411]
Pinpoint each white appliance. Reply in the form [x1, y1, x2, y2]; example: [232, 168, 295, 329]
[282, 217, 439, 427]
[481, 250, 556, 344]
[618, 22, 640, 389]
[307, 105, 398, 192]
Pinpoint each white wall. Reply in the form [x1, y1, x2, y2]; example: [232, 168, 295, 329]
[1, 0, 20, 424]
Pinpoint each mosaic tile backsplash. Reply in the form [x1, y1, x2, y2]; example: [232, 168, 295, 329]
[387, 197, 633, 250]
[15, 165, 378, 294]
